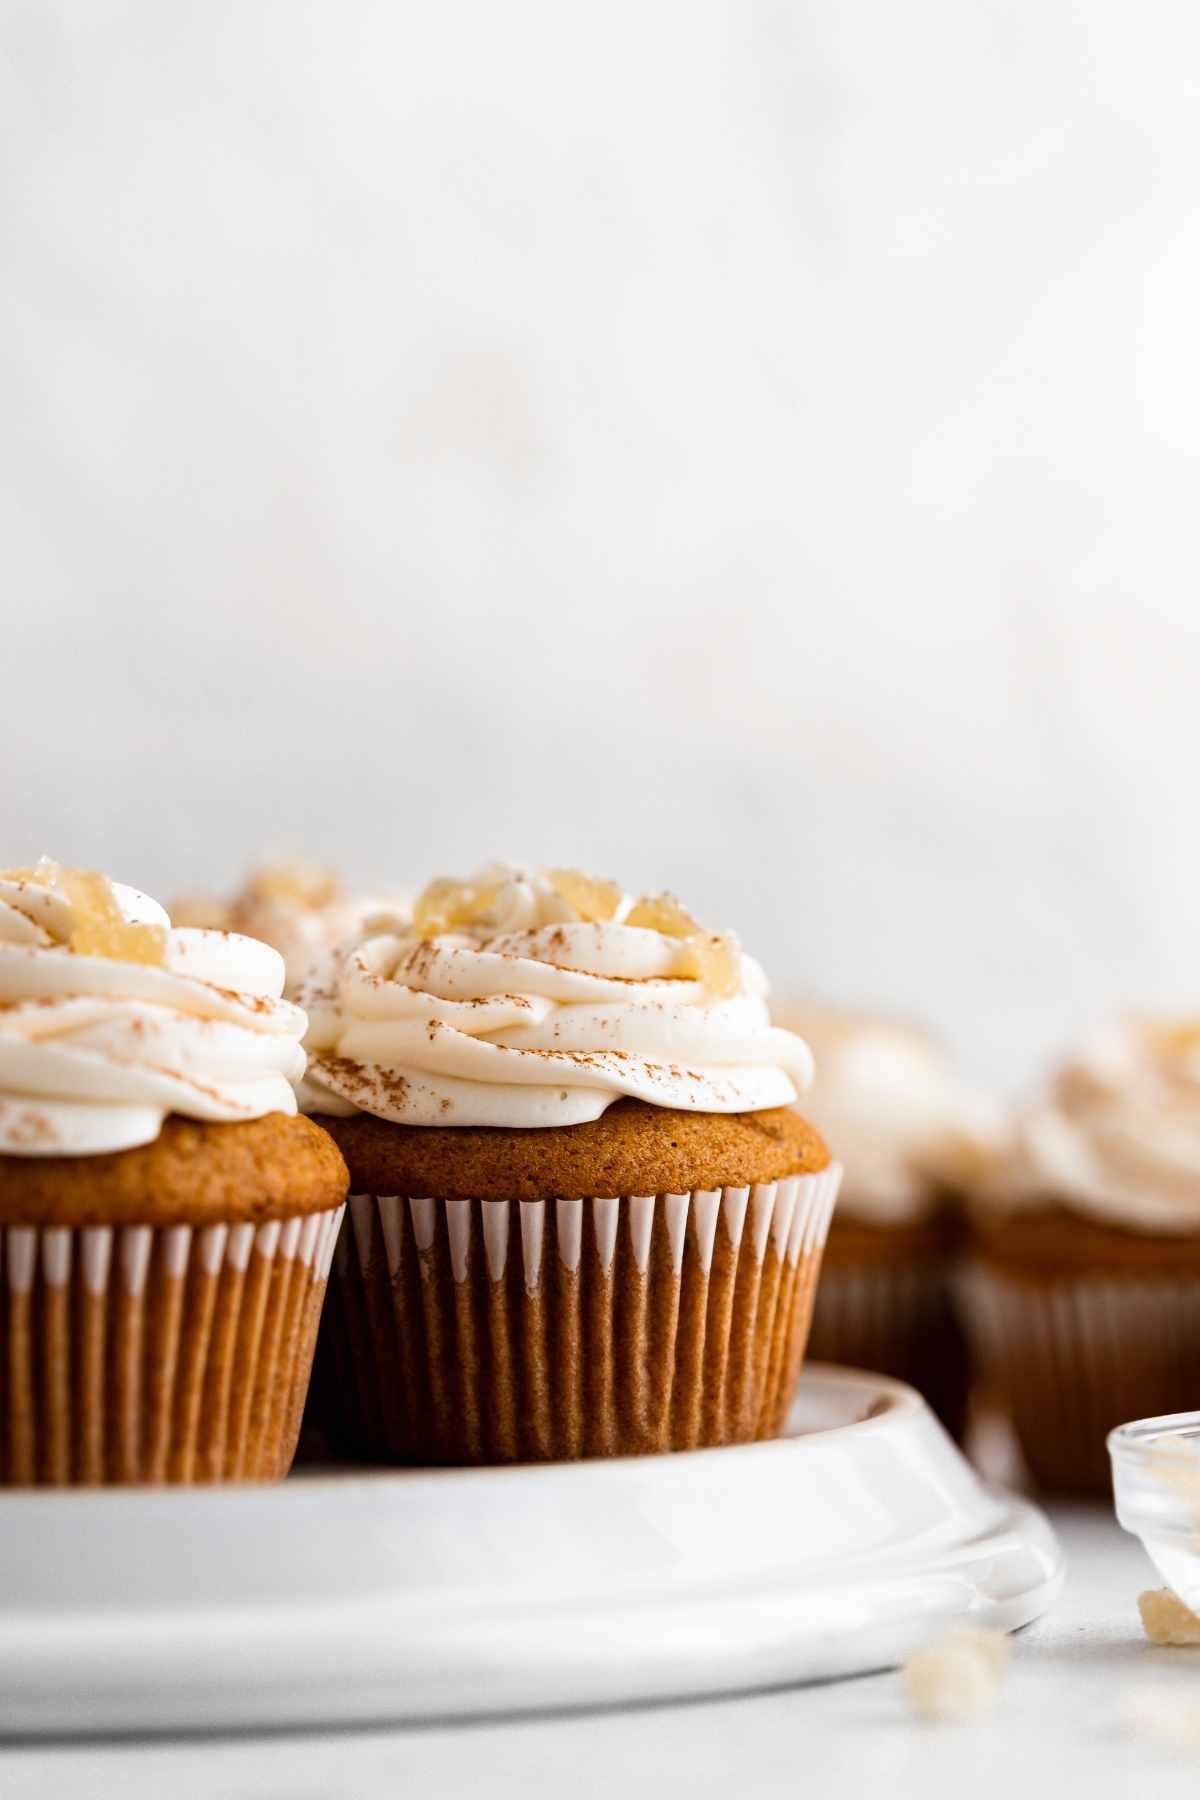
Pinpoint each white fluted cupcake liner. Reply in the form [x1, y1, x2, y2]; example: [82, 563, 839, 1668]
[0, 1205, 344, 1486]
[316, 1165, 841, 1463]
[964, 1261, 1200, 1494]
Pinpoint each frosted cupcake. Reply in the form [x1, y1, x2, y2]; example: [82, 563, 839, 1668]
[300, 864, 841, 1464]
[968, 1017, 1200, 1493]
[775, 1009, 1003, 1438]
[0, 861, 347, 1485]
[171, 860, 409, 995]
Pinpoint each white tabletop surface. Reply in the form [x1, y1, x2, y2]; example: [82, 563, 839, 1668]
[2, 1505, 1199, 1798]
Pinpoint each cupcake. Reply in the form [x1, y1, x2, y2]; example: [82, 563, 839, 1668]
[0, 860, 347, 1485]
[171, 860, 409, 995]
[773, 1009, 1004, 1439]
[299, 863, 841, 1464]
[968, 1016, 1200, 1494]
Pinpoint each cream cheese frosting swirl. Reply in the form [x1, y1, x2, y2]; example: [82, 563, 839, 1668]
[0, 864, 307, 1157]
[299, 864, 813, 1129]
[1007, 1017, 1200, 1233]
[777, 1008, 1005, 1224]
[170, 860, 411, 995]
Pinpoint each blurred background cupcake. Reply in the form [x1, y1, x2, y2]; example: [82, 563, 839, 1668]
[968, 1017, 1200, 1494]
[171, 860, 410, 996]
[774, 1008, 1004, 1439]
[301, 863, 841, 1465]
[0, 860, 347, 1485]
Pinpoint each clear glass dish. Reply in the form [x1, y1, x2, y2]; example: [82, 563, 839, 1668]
[1109, 1412, 1200, 1606]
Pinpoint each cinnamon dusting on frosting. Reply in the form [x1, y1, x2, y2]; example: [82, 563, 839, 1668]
[298, 861, 812, 1131]
[0, 866, 307, 1157]
[2, 860, 167, 966]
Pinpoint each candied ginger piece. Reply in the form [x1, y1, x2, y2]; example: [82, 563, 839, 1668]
[412, 878, 461, 936]
[250, 860, 341, 909]
[1139, 1589, 1200, 1646]
[0, 856, 65, 887]
[412, 876, 502, 939]
[680, 932, 742, 998]
[901, 1626, 1009, 1723]
[626, 891, 742, 995]
[625, 892, 702, 938]
[546, 869, 623, 924]
[57, 867, 167, 966]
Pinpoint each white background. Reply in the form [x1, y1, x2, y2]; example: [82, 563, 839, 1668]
[4, 1, 1199, 1085]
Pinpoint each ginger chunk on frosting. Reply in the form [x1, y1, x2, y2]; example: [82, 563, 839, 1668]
[545, 868, 623, 924]
[406, 868, 743, 998]
[625, 893, 740, 996]
[412, 876, 504, 939]
[2, 859, 166, 966]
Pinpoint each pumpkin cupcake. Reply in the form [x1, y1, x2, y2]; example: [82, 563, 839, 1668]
[171, 859, 409, 996]
[0, 860, 347, 1485]
[774, 1008, 1004, 1439]
[968, 1016, 1200, 1494]
[300, 863, 841, 1465]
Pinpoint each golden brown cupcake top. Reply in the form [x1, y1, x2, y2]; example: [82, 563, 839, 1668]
[0, 1113, 348, 1227]
[318, 1099, 828, 1203]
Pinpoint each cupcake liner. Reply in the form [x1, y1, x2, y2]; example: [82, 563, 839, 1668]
[318, 1166, 842, 1464]
[807, 1259, 971, 1439]
[0, 1205, 344, 1486]
[964, 1261, 1200, 1494]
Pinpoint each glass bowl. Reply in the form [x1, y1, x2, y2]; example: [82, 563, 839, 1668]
[1110, 1411, 1200, 1607]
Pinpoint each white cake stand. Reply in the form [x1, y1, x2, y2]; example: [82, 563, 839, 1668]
[0, 1365, 1062, 1736]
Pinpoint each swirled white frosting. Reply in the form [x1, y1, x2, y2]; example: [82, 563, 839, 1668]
[1006, 1017, 1200, 1233]
[0, 869, 307, 1157]
[299, 865, 813, 1129]
[777, 1008, 1005, 1224]
[170, 862, 410, 995]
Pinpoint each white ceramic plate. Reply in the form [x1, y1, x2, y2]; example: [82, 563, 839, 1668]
[0, 1365, 1062, 1736]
